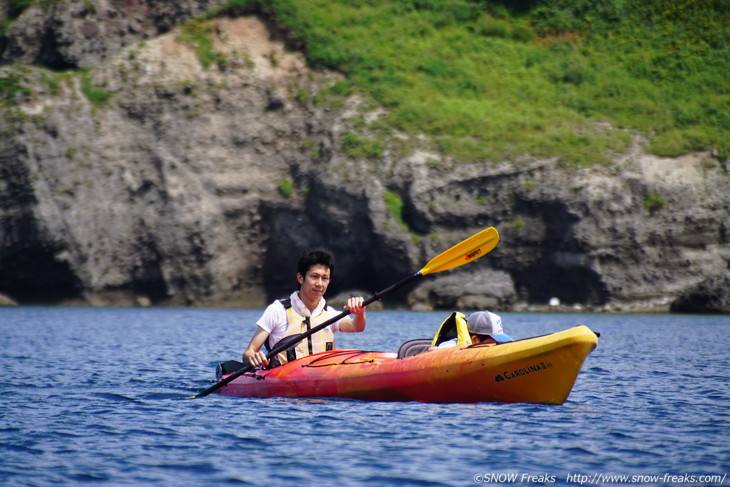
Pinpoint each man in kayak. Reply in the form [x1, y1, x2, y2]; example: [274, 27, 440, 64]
[437, 310, 512, 348]
[243, 249, 366, 368]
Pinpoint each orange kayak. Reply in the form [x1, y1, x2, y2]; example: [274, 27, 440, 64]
[217, 325, 598, 404]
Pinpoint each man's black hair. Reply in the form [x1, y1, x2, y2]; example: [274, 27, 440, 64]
[297, 249, 335, 278]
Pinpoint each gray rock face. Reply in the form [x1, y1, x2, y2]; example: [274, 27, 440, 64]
[1, 0, 231, 69]
[671, 272, 730, 314]
[397, 147, 730, 312]
[1, 7, 728, 312]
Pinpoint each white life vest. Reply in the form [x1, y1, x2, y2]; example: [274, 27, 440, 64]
[272, 298, 335, 366]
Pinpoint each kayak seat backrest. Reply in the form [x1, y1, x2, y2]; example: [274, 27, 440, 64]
[397, 338, 432, 359]
[216, 360, 246, 379]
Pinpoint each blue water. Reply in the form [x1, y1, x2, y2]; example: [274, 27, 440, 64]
[1, 307, 728, 486]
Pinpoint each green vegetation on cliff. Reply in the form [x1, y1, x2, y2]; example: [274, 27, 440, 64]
[212, 0, 729, 165]
[3, 0, 727, 165]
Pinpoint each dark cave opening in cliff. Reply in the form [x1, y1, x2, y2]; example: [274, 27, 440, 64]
[131, 240, 170, 305]
[132, 266, 169, 305]
[514, 264, 609, 306]
[262, 244, 386, 304]
[34, 28, 76, 70]
[258, 205, 397, 305]
[0, 245, 84, 304]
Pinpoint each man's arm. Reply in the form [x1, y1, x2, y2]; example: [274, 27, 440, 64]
[242, 326, 271, 367]
[338, 296, 366, 333]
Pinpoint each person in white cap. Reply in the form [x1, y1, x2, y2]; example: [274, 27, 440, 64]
[437, 310, 513, 348]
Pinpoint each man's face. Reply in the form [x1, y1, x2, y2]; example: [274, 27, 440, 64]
[297, 264, 331, 303]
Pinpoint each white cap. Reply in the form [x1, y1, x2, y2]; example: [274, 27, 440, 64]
[466, 311, 513, 342]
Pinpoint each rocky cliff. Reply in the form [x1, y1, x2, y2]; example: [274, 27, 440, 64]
[1, 2, 729, 312]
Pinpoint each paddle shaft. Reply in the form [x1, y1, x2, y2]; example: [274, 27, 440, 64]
[191, 270, 424, 398]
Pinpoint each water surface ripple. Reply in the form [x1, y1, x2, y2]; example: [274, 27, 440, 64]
[1, 308, 728, 486]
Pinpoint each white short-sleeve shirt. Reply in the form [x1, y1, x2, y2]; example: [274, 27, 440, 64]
[255, 299, 343, 348]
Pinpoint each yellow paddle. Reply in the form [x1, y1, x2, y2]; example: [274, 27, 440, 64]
[421, 226, 499, 275]
[190, 226, 499, 398]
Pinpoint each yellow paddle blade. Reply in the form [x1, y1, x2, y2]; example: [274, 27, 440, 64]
[419, 227, 499, 276]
